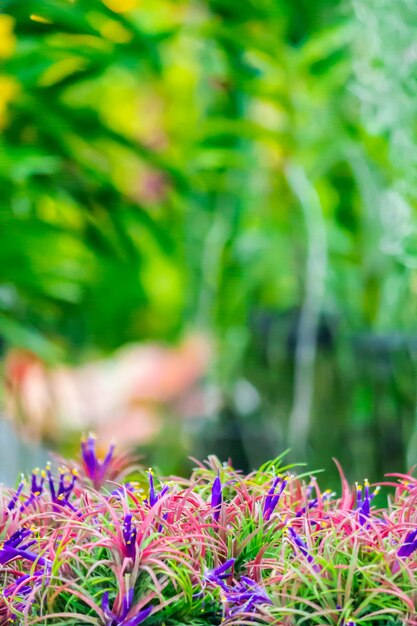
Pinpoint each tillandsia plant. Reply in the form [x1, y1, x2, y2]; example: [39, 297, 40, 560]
[2, 438, 417, 624]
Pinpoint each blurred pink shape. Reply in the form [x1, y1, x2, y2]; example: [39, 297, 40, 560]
[4, 334, 211, 448]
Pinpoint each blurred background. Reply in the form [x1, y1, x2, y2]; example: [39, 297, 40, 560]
[1, 0, 417, 488]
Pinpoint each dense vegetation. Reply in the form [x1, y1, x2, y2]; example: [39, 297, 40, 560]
[1, 0, 417, 480]
[2, 438, 417, 625]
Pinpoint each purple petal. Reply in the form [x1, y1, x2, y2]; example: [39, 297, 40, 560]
[148, 472, 156, 507]
[122, 606, 152, 625]
[398, 541, 417, 558]
[213, 558, 235, 575]
[122, 588, 135, 617]
[211, 473, 222, 522]
[102, 444, 115, 471]
[81, 437, 97, 477]
[7, 478, 25, 511]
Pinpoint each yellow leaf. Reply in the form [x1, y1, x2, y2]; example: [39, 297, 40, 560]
[101, 0, 138, 13]
[0, 15, 16, 59]
[0, 75, 19, 129]
[88, 12, 133, 43]
[39, 57, 86, 87]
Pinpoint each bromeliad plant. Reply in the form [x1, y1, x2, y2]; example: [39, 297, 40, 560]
[1, 438, 417, 625]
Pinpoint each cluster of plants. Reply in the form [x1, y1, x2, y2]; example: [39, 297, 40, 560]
[1, 438, 417, 625]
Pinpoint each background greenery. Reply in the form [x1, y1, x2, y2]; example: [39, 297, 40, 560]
[1, 0, 417, 486]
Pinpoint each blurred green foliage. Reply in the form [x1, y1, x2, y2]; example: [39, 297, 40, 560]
[2, 0, 417, 481]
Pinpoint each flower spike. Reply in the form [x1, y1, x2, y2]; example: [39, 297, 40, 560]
[356, 479, 380, 526]
[145, 469, 169, 509]
[7, 475, 25, 511]
[122, 514, 137, 560]
[263, 474, 287, 521]
[211, 472, 223, 523]
[81, 433, 116, 489]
